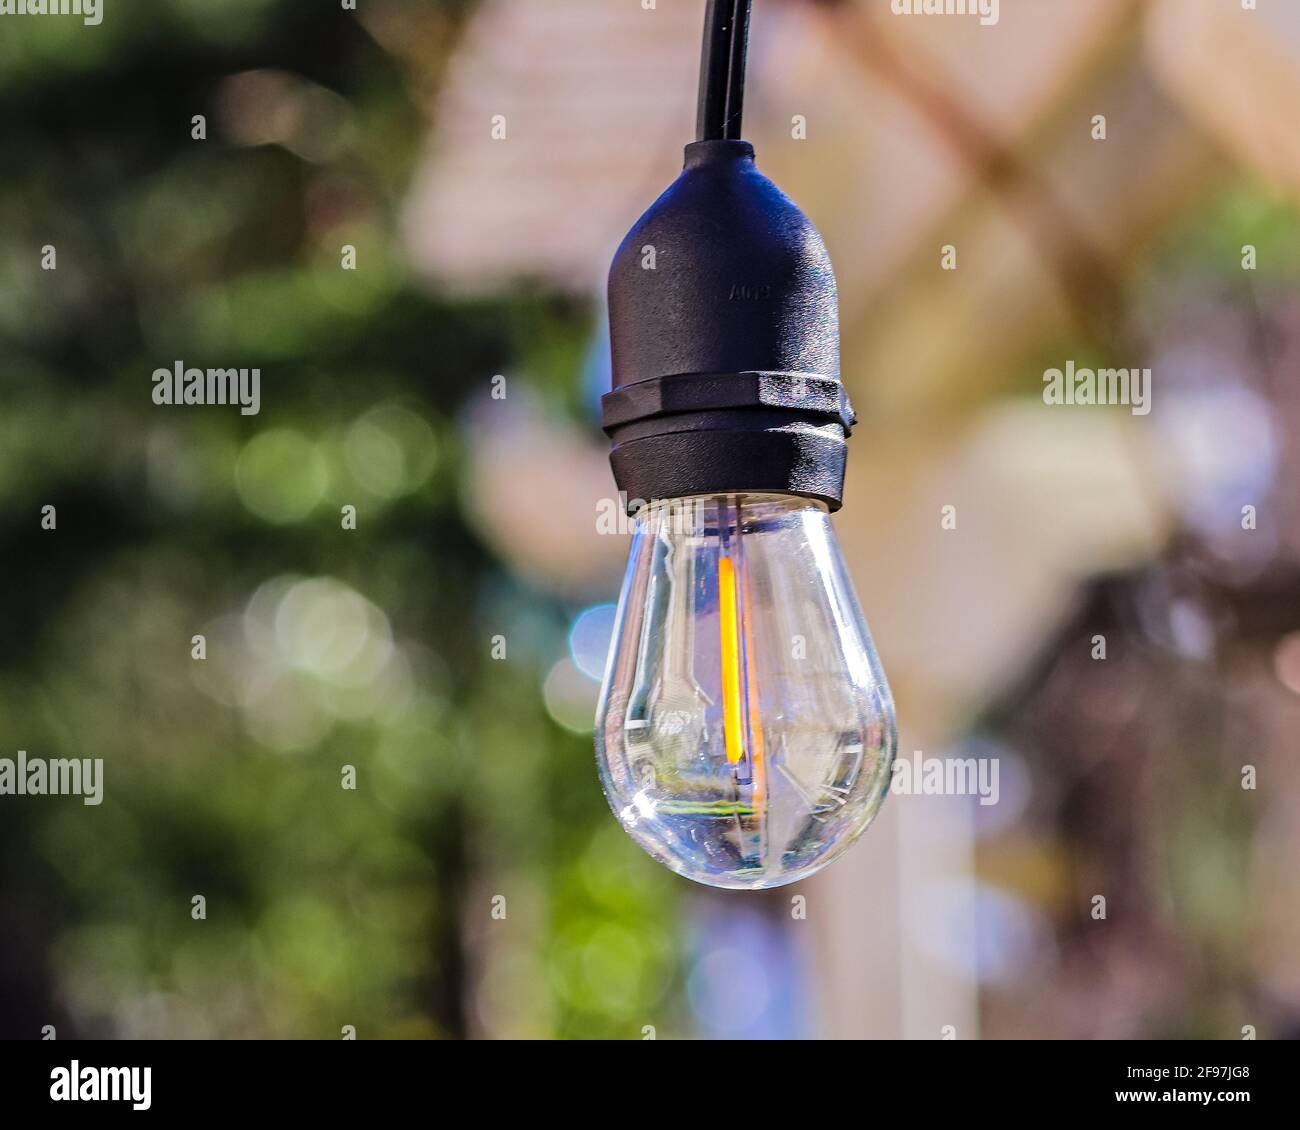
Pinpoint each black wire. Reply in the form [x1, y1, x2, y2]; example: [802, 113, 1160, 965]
[722, 0, 752, 140]
[696, 0, 753, 142]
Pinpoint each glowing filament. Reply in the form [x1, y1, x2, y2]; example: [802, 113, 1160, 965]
[719, 555, 745, 765]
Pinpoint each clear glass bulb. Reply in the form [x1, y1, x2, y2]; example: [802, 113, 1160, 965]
[595, 493, 897, 889]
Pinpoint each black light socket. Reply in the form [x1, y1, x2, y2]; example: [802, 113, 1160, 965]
[603, 140, 853, 512]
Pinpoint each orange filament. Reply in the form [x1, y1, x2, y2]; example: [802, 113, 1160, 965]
[718, 555, 746, 765]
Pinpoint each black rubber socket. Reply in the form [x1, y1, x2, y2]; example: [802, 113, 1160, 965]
[604, 140, 852, 512]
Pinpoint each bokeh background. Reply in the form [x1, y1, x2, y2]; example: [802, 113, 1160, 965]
[2, 0, 1299, 1040]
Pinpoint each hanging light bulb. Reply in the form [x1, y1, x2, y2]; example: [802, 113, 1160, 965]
[594, 0, 897, 889]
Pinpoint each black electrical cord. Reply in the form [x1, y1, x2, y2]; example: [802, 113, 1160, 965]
[696, 0, 753, 142]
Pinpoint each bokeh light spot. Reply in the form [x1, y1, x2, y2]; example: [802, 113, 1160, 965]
[236, 429, 329, 523]
[568, 603, 616, 681]
[543, 657, 599, 734]
[344, 403, 437, 499]
[1272, 632, 1300, 696]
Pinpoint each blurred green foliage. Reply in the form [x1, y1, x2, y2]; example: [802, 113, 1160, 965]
[0, 0, 682, 1039]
